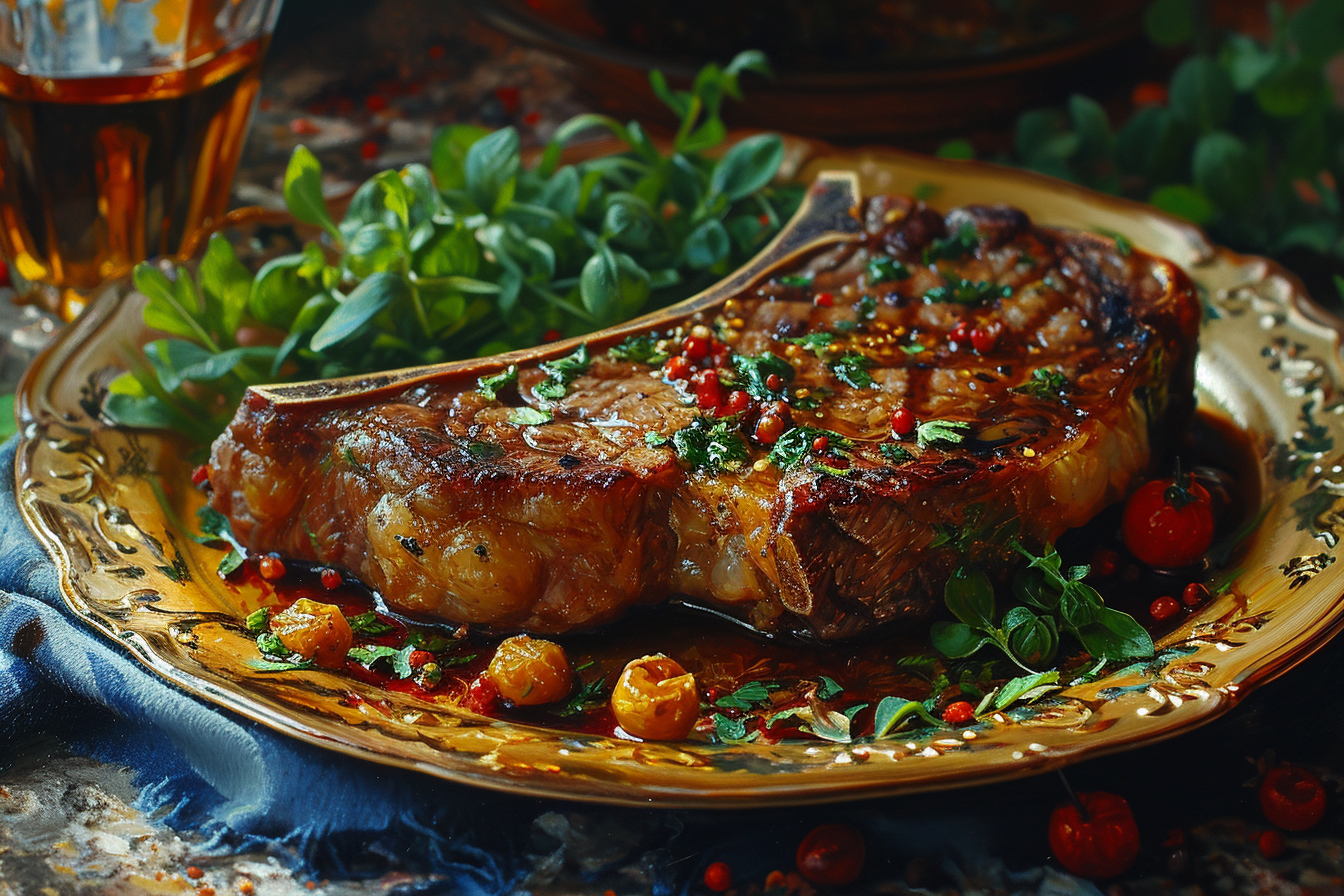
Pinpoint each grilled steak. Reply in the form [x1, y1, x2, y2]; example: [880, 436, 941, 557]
[207, 192, 1200, 640]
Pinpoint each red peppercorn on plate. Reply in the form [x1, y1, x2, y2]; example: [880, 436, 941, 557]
[16, 144, 1344, 806]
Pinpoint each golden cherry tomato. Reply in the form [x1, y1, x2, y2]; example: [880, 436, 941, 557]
[271, 598, 352, 668]
[487, 635, 572, 705]
[610, 654, 699, 741]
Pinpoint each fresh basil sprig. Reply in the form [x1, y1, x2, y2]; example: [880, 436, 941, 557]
[105, 51, 802, 445]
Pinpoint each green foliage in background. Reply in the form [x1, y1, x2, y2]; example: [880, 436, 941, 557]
[104, 51, 801, 443]
[954, 0, 1344, 264]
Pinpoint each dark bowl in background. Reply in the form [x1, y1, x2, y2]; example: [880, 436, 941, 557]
[466, 0, 1148, 142]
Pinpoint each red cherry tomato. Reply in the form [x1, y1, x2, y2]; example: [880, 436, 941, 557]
[1260, 765, 1326, 831]
[942, 701, 975, 725]
[1258, 829, 1285, 859]
[1121, 474, 1214, 568]
[796, 824, 865, 887]
[1048, 791, 1140, 879]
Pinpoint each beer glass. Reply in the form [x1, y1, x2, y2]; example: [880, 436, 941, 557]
[0, 0, 284, 319]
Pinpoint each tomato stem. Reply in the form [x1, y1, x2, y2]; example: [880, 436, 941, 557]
[1163, 457, 1198, 510]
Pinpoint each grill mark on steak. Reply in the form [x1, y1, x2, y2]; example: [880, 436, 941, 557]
[208, 196, 1201, 640]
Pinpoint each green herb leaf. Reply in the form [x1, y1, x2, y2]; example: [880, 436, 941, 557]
[716, 680, 777, 710]
[915, 419, 970, 449]
[867, 255, 910, 284]
[713, 713, 751, 742]
[244, 607, 269, 633]
[767, 426, 852, 472]
[944, 565, 995, 629]
[608, 334, 670, 366]
[828, 353, 875, 389]
[923, 222, 979, 264]
[509, 407, 554, 426]
[477, 365, 518, 401]
[557, 676, 608, 716]
[783, 332, 836, 355]
[535, 345, 590, 401]
[1014, 368, 1070, 401]
[663, 416, 750, 473]
[879, 443, 913, 464]
[871, 696, 943, 737]
[817, 676, 843, 700]
[730, 351, 794, 400]
[924, 277, 1011, 305]
[994, 671, 1060, 710]
[283, 146, 340, 242]
[349, 611, 394, 636]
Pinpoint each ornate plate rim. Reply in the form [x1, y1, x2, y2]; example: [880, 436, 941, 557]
[16, 146, 1344, 807]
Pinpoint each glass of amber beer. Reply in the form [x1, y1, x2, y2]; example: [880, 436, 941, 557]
[0, 0, 283, 319]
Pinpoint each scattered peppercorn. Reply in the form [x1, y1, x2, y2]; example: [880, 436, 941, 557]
[187, 867, 204, 880]
[542, 329, 562, 343]
[723, 390, 751, 417]
[812, 435, 830, 454]
[765, 373, 783, 391]
[704, 861, 732, 892]
[1091, 548, 1120, 578]
[359, 140, 380, 162]
[814, 292, 834, 307]
[970, 327, 997, 353]
[320, 568, 343, 590]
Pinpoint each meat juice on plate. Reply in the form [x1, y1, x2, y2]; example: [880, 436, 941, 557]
[0, 39, 265, 317]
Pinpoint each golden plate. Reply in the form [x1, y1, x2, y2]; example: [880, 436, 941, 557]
[17, 148, 1344, 807]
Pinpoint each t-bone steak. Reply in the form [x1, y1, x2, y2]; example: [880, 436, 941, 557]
[206, 188, 1201, 640]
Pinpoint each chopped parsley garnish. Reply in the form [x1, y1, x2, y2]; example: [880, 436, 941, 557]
[1115, 235, 1132, 256]
[256, 632, 288, 658]
[923, 221, 980, 264]
[1016, 252, 1038, 267]
[778, 274, 813, 288]
[924, 277, 1012, 306]
[342, 447, 366, 472]
[767, 426, 852, 471]
[713, 713, 752, 742]
[828, 353, 876, 389]
[466, 440, 504, 460]
[607, 334, 669, 366]
[406, 630, 455, 652]
[647, 416, 750, 473]
[347, 643, 419, 679]
[535, 344, 591, 401]
[915, 419, 971, 449]
[900, 343, 926, 356]
[783, 332, 836, 355]
[1014, 368, 1070, 400]
[857, 295, 877, 320]
[508, 406, 553, 426]
[556, 676, 608, 716]
[715, 680, 779, 710]
[477, 365, 518, 401]
[880, 443, 913, 463]
[866, 255, 910, 284]
[244, 607, 269, 633]
[349, 611, 395, 636]
[730, 351, 794, 400]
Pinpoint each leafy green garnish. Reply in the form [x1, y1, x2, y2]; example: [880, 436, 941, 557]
[828, 353, 875, 389]
[534, 345, 590, 401]
[509, 407, 553, 426]
[477, 366, 518, 401]
[648, 416, 750, 473]
[106, 51, 800, 445]
[713, 713, 752, 742]
[871, 696, 943, 737]
[730, 352, 794, 399]
[879, 444, 913, 464]
[244, 607, 269, 633]
[347, 643, 420, 679]
[349, 611, 395, 636]
[767, 426, 852, 471]
[923, 222, 980, 264]
[783, 332, 836, 354]
[778, 274, 813, 288]
[915, 419, 970, 449]
[196, 505, 245, 576]
[866, 256, 910, 283]
[557, 676, 608, 716]
[924, 277, 1012, 305]
[715, 680, 779, 710]
[607, 334, 669, 366]
[1014, 368, 1070, 401]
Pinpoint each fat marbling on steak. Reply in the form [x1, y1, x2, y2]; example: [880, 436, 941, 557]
[207, 195, 1201, 640]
